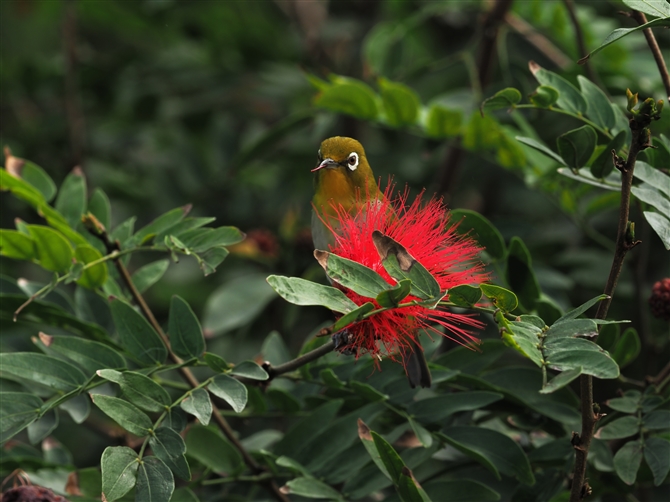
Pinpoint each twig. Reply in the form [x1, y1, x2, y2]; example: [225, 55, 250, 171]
[569, 117, 650, 502]
[651, 359, 670, 392]
[631, 10, 670, 100]
[265, 340, 336, 379]
[435, 0, 514, 199]
[562, 0, 598, 83]
[93, 232, 289, 502]
[505, 12, 571, 69]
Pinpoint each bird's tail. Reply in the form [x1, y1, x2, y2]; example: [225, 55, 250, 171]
[402, 339, 432, 388]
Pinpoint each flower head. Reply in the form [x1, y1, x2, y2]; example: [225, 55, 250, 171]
[321, 184, 489, 363]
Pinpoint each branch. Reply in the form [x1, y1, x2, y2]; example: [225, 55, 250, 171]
[92, 230, 289, 502]
[505, 13, 571, 69]
[563, 0, 598, 84]
[631, 10, 670, 100]
[265, 339, 336, 380]
[569, 112, 653, 502]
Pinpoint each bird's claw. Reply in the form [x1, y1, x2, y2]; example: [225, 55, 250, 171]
[332, 329, 356, 356]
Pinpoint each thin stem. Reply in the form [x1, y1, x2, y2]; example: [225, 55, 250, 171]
[266, 340, 336, 379]
[631, 10, 670, 100]
[563, 0, 598, 84]
[569, 119, 647, 502]
[505, 12, 571, 69]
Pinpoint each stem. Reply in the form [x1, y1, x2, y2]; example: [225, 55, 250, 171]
[266, 340, 336, 379]
[563, 0, 598, 84]
[631, 11, 670, 100]
[505, 13, 571, 70]
[569, 119, 647, 502]
[101, 237, 288, 502]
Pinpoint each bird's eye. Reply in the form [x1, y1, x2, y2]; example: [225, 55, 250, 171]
[347, 152, 359, 171]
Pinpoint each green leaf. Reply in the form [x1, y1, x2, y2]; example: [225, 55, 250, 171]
[230, 361, 269, 380]
[425, 105, 462, 138]
[314, 250, 391, 298]
[0, 392, 42, 442]
[376, 279, 411, 308]
[449, 209, 505, 261]
[19, 160, 57, 202]
[281, 477, 344, 500]
[208, 374, 248, 413]
[110, 298, 167, 366]
[644, 437, 670, 486]
[447, 285, 482, 307]
[74, 244, 108, 289]
[203, 352, 229, 372]
[372, 231, 441, 300]
[267, 275, 357, 314]
[332, 302, 375, 332]
[91, 394, 152, 436]
[59, 393, 91, 424]
[350, 381, 388, 402]
[168, 295, 205, 359]
[643, 410, 670, 430]
[274, 399, 344, 457]
[633, 185, 670, 216]
[504, 321, 544, 367]
[423, 480, 500, 502]
[136, 456, 174, 502]
[577, 76, 616, 131]
[132, 260, 170, 293]
[634, 162, 670, 198]
[544, 319, 597, 339]
[614, 439, 644, 485]
[149, 427, 190, 481]
[410, 391, 503, 422]
[554, 294, 607, 323]
[481, 88, 522, 113]
[27, 408, 58, 444]
[590, 130, 626, 178]
[598, 416, 639, 439]
[26, 225, 74, 273]
[0, 229, 34, 260]
[88, 188, 112, 230]
[55, 168, 87, 228]
[515, 137, 565, 164]
[644, 211, 670, 250]
[528, 85, 559, 108]
[544, 337, 619, 379]
[261, 330, 291, 366]
[372, 431, 406, 484]
[358, 419, 391, 480]
[440, 426, 535, 485]
[379, 78, 420, 126]
[579, 17, 670, 62]
[101, 446, 139, 502]
[504, 237, 540, 310]
[126, 206, 190, 247]
[607, 394, 640, 413]
[622, 0, 670, 17]
[557, 125, 597, 169]
[408, 417, 433, 448]
[178, 226, 245, 253]
[529, 62, 587, 114]
[315, 79, 378, 120]
[540, 367, 583, 394]
[267, 388, 301, 413]
[480, 284, 518, 312]
[117, 371, 172, 413]
[41, 334, 125, 374]
[0, 352, 86, 391]
[185, 425, 243, 474]
[611, 328, 641, 368]
[203, 273, 277, 335]
[180, 388, 212, 425]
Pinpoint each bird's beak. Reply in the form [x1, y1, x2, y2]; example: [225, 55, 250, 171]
[311, 158, 337, 172]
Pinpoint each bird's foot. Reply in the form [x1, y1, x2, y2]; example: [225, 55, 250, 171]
[332, 329, 356, 356]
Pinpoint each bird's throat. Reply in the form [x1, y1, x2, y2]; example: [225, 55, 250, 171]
[313, 168, 357, 216]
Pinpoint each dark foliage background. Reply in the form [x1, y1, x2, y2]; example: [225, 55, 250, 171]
[1, 1, 669, 501]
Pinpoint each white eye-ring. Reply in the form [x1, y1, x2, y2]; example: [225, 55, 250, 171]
[347, 152, 359, 171]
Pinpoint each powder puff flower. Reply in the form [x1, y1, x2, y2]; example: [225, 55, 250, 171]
[320, 184, 489, 362]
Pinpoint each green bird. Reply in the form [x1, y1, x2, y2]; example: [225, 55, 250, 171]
[311, 136, 432, 388]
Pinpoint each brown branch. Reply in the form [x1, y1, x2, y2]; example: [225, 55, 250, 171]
[265, 339, 336, 379]
[563, 0, 598, 83]
[505, 13, 571, 70]
[631, 10, 670, 100]
[87, 228, 288, 502]
[569, 117, 650, 502]
[435, 0, 515, 199]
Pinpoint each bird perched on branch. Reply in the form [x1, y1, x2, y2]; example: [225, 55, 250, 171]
[311, 136, 432, 388]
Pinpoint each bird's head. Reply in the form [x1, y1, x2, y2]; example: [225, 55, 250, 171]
[312, 137, 378, 207]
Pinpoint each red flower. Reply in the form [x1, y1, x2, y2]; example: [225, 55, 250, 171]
[320, 184, 489, 362]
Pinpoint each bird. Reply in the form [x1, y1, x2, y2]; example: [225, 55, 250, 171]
[311, 136, 432, 388]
